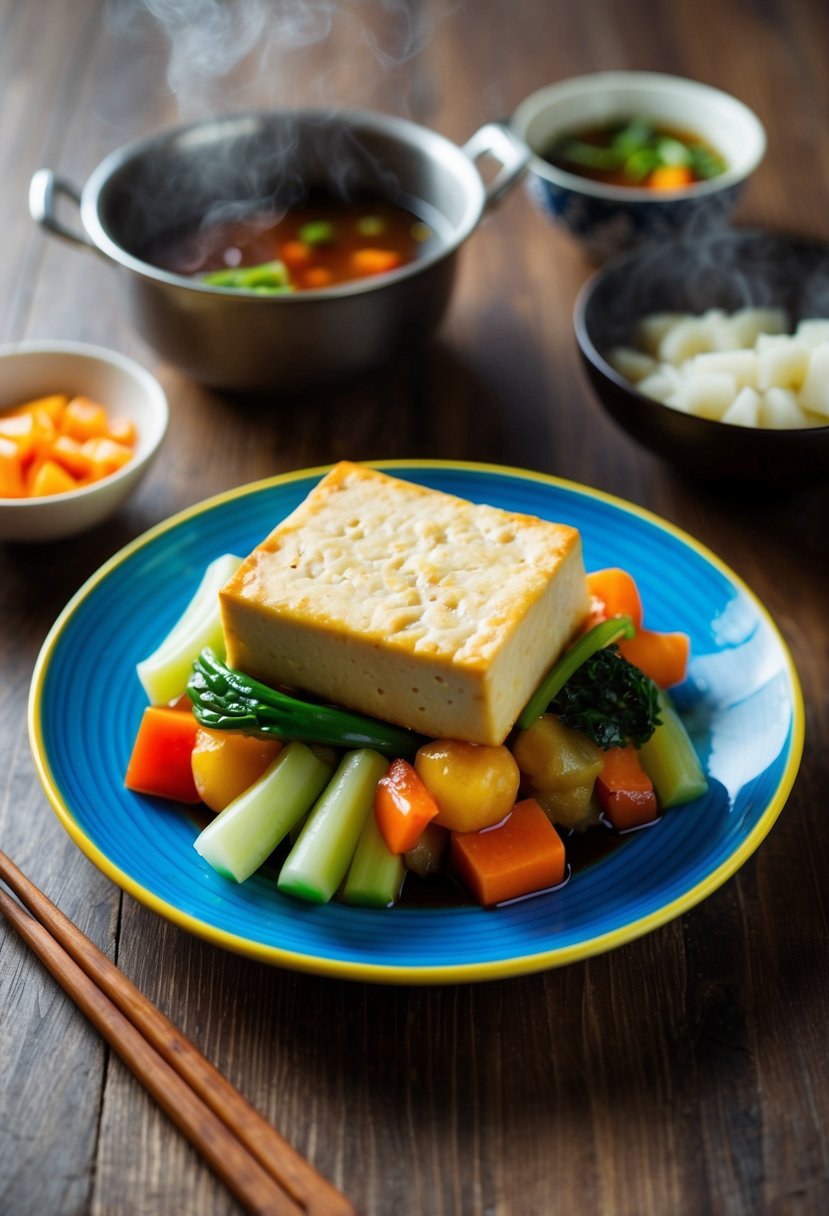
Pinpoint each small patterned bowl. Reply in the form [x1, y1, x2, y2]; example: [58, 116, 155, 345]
[511, 72, 766, 263]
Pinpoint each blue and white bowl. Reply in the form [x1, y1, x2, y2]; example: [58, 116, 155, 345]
[511, 72, 766, 263]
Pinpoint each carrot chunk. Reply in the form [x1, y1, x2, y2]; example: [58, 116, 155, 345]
[10, 393, 68, 422]
[80, 436, 134, 480]
[61, 395, 110, 441]
[586, 568, 643, 629]
[48, 435, 95, 480]
[106, 416, 137, 446]
[349, 248, 402, 277]
[618, 628, 689, 688]
[0, 435, 25, 497]
[125, 706, 201, 803]
[28, 458, 78, 497]
[648, 165, 694, 191]
[375, 758, 439, 854]
[279, 240, 313, 270]
[301, 266, 334, 290]
[596, 745, 658, 830]
[450, 798, 566, 906]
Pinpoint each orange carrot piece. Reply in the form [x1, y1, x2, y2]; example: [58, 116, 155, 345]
[106, 415, 137, 446]
[80, 436, 134, 480]
[618, 627, 689, 688]
[0, 412, 38, 464]
[301, 266, 334, 290]
[586, 568, 643, 629]
[279, 240, 313, 270]
[375, 758, 439, 854]
[349, 248, 402, 277]
[648, 165, 694, 191]
[0, 435, 25, 497]
[10, 393, 68, 423]
[450, 798, 566, 906]
[125, 706, 202, 804]
[596, 745, 658, 830]
[61, 395, 110, 441]
[48, 435, 96, 480]
[28, 458, 78, 497]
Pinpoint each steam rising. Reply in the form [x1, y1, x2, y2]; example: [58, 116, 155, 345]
[106, 0, 442, 116]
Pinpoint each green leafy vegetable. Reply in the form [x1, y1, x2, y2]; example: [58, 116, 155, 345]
[553, 646, 661, 750]
[203, 260, 293, 293]
[188, 648, 424, 759]
[518, 615, 635, 730]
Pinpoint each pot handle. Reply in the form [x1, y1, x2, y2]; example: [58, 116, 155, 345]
[29, 169, 96, 250]
[463, 122, 531, 210]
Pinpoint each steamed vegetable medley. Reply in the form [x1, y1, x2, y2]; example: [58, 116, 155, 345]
[125, 559, 707, 909]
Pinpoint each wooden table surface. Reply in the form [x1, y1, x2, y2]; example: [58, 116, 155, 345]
[2, 1, 828, 1213]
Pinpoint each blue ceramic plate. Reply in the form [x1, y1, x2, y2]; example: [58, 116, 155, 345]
[29, 462, 804, 984]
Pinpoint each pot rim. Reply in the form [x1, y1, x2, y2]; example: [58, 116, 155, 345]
[78, 107, 492, 302]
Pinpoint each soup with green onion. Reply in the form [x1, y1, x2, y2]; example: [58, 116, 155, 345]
[147, 198, 438, 293]
[542, 118, 727, 190]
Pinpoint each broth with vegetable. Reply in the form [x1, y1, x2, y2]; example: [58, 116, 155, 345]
[543, 118, 726, 190]
[147, 198, 437, 293]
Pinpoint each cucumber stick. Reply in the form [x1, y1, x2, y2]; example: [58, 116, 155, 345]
[342, 813, 406, 908]
[639, 689, 708, 808]
[194, 741, 334, 882]
[137, 553, 242, 705]
[278, 749, 389, 904]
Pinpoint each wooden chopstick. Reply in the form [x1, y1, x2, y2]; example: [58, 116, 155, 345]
[0, 850, 356, 1216]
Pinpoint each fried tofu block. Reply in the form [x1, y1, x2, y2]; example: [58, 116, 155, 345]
[220, 462, 589, 745]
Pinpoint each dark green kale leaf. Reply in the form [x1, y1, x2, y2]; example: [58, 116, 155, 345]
[553, 646, 661, 750]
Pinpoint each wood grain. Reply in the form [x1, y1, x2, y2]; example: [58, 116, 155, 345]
[1, 1, 828, 1214]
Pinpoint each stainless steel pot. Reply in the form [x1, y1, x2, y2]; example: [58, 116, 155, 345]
[30, 110, 529, 391]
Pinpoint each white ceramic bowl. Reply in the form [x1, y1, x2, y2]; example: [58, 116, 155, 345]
[0, 342, 168, 542]
[511, 71, 767, 262]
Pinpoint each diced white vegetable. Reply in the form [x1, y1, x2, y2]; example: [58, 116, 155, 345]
[798, 341, 829, 417]
[795, 318, 829, 348]
[672, 372, 737, 420]
[617, 307, 829, 430]
[757, 340, 809, 390]
[690, 349, 758, 388]
[701, 309, 739, 351]
[658, 318, 714, 365]
[760, 388, 812, 429]
[637, 366, 682, 402]
[607, 346, 658, 383]
[729, 307, 787, 347]
[136, 553, 243, 706]
[721, 386, 762, 428]
[635, 312, 684, 356]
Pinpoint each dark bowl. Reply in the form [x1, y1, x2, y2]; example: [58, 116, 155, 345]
[574, 229, 829, 480]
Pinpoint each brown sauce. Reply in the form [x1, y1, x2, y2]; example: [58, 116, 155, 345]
[145, 197, 439, 291]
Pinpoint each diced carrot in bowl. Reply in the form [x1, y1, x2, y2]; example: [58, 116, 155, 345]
[81, 436, 134, 480]
[0, 436, 25, 497]
[29, 459, 79, 497]
[61, 395, 110, 441]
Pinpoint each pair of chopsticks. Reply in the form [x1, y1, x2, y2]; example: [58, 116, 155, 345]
[0, 850, 355, 1216]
